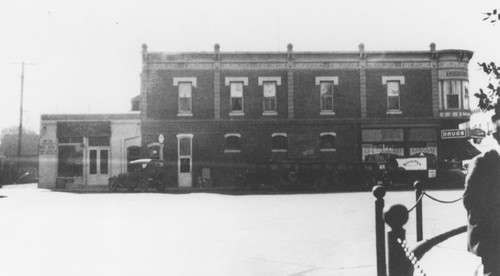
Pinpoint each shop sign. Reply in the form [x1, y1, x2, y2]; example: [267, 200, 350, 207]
[441, 129, 466, 139]
[470, 128, 486, 138]
[396, 157, 427, 171]
[39, 139, 57, 155]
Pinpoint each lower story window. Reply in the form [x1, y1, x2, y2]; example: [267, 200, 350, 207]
[58, 145, 83, 177]
[320, 133, 336, 152]
[225, 134, 241, 152]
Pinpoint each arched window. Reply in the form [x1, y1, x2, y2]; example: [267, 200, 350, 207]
[127, 146, 141, 172]
[320, 133, 336, 152]
[272, 133, 288, 152]
[224, 134, 241, 152]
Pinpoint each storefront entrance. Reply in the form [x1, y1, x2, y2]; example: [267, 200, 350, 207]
[87, 147, 110, 185]
[177, 134, 193, 187]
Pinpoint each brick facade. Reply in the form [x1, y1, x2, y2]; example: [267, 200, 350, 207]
[140, 44, 474, 187]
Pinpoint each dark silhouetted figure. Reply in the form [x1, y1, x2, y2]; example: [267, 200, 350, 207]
[464, 113, 500, 276]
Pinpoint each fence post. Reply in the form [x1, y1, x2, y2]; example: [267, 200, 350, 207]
[384, 204, 413, 276]
[414, 180, 423, 242]
[372, 185, 387, 276]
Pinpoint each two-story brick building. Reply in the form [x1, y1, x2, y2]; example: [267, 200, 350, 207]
[140, 43, 475, 187]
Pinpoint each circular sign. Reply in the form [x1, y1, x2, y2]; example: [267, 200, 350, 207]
[158, 134, 164, 144]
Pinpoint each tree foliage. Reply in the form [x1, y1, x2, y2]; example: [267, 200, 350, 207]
[0, 126, 39, 156]
[476, 9, 500, 112]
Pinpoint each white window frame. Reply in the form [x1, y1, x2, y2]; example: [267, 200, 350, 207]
[224, 133, 241, 153]
[319, 132, 337, 152]
[382, 76, 405, 115]
[173, 77, 197, 117]
[315, 76, 338, 115]
[271, 133, 288, 152]
[225, 77, 248, 116]
[262, 81, 278, 115]
[177, 82, 192, 116]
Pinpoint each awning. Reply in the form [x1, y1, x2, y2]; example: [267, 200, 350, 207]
[57, 121, 111, 138]
[439, 139, 481, 160]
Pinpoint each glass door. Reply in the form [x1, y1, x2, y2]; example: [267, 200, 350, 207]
[87, 147, 110, 185]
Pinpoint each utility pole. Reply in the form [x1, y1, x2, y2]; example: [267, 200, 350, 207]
[15, 61, 36, 160]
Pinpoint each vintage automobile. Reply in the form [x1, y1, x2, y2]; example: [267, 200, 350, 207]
[336, 162, 386, 190]
[108, 159, 168, 192]
[236, 159, 340, 192]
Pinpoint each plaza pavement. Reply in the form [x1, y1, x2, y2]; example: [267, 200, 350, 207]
[0, 184, 481, 276]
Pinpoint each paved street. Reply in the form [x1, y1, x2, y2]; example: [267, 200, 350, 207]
[0, 184, 480, 275]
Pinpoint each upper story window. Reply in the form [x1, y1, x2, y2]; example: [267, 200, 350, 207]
[178, 82, 192, 114]
[315, 76, 338, 115]
[382, 76, 405, 114]
[263, 82, 277, 113]
[387, 81, 401, 111]
[320, 133, 336, 152]
[271, 133, 288, 152]
[320, 82, 334, 113]
[224, 134, 241, 153]
[230, 82, 244, 113]
[258, 77, 281, 116]
[225, 77, 248, 116]
[440, 80, 466, 109]
[174, 77, 197, 117]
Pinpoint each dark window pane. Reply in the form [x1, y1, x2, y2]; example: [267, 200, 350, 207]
[89, 150, 97, 175]
[231, 98, 242, 111]
[321, 96, 333, 111]
[179, 138, 191, 156]
[100, 150, 108, 174]
[180, 158, 190, 173]
[447, 95, 459, 109]
[179, 98, 191, 113]
[264, 98, 276, 111]
[320, 135, 336, 149]
[57, 145, 83, 177]
[225, 136, 240, 150]
[388, 96, 400, 110]
[272, 136, 288, 150]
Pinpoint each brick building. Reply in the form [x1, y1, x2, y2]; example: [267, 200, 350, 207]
[140, 43, 474, 187]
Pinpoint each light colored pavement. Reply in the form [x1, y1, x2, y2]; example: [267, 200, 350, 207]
[0, 184, 480, 275]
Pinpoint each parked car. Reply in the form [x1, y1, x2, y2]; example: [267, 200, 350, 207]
[336, 162, 385, 190]
[108, 159, 169, 192]
[236, 159, 340, 192]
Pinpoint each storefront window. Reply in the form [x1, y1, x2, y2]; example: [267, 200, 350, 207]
[58, 145, 83, 177]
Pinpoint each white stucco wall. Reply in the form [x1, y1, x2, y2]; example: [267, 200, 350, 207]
[38, 121, 58, 189]
[110, 120, 141, 177]
[38, 116, 141, 189]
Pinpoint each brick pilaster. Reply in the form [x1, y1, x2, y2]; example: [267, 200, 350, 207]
[214, 44, 221, 120]
[359, 43, 367, 118]
[287, 43, 294, 119]
[430, 43, 439, 117]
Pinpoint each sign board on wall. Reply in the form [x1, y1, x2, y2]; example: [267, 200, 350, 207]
[441, 129, 466, 139]
[39, 139, 57, 155]
[396, 157, 428, 171]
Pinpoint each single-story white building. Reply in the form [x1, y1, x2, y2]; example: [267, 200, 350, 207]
[38, 113, 141, 189]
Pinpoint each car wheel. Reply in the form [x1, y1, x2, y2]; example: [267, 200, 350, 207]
[108, 178, 118, 192]
[313, 177, 328, 192]
[139, 179, 148, 192]
[157, 181, 166, 192]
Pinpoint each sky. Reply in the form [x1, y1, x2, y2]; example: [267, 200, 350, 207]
[0, 0, 499, 133]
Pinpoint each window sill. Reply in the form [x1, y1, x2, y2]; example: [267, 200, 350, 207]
[320, 149, 336, 152]
[386, 110, 402, 115]
[177, 113, 193, 117]
[320, 111, 335, 116]
[271, 149, 288, 153]
[263, 111, 278, 116]
[229, 112, 245, 116]
[224, 150, 241, 153]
